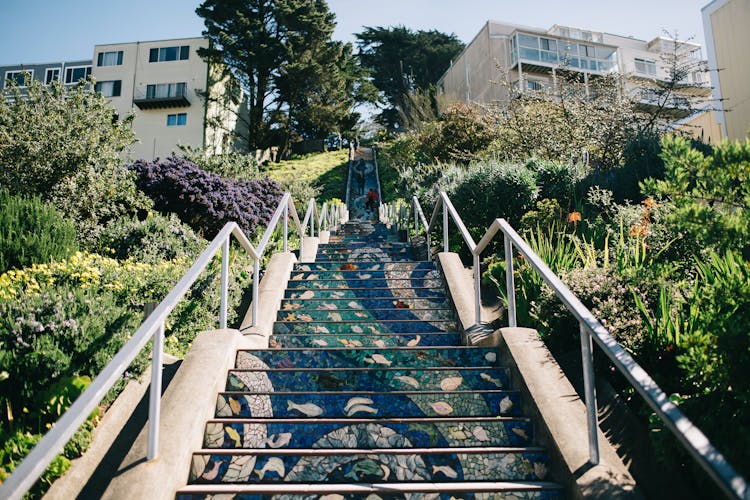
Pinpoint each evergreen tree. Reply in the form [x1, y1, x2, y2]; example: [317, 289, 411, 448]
[197, 0, 371, 150]
[356, 26, 464, 130]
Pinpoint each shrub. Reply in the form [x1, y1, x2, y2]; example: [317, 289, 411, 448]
[129, 155, 284, 238]
[0, 79, 136, 195]
[49, 164, 153, 247]
[98, 213, 203, 263]
[642, 136, 750, 259]
[446, 159, 537, 233]
[531, 266, 647, 355]
[527, 159, 588, 210]
[0, 190, 79, 273]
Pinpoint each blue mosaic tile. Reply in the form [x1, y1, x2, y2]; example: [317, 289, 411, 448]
[286, 278, 443, 289]
[280, 297, 451, 310]
[177, 491, 564, 500]
[226, 367, 510, 392]
[284, 287, 446, 300]
[204, 417, 533, 449]
[272, 320, 458, 335]
[275, 307, 454, 322]
[236, 347, 498, 370]
[189, 449, 550, 484]
[269, 332, 461, 348]
[290, 270, 437, 281]
[296, 261, 435, 272]
[215, 391, 522, 419]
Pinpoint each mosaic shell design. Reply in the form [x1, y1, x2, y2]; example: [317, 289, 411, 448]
[182, 214, 562, 499]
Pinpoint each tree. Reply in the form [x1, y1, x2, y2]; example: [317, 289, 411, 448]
[356, 26, 464, 130]
[0, 79, 136, 195]
[197, 0, 371, 150]
[633, 32, 714, 136]
[488, 73, 641, 169]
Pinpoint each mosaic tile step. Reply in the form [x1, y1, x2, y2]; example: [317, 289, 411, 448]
[189, 447, 550, 484]
[280, 297, 451, 311]
[203, 416, 533, 449]
[290, 270, 438, 281]
[236, 347, 499, 370]
[316, 249, 411, 258]
[268, 332, 461, 349]
[315, 254, 414, 265]
[216, 391, 522, 419]
[226, 367, 511, 392]
[272, 320, 458, 336]
[176, 482, 565, 500]
[320, 241, 410, 248]
[296, 261, 435, 272]
[284, 287, 447, 300]
[275, 308, 454, 322]
[287, 278, 443, 290]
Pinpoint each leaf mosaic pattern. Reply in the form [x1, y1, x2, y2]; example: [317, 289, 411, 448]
[181, 217, 563, 499]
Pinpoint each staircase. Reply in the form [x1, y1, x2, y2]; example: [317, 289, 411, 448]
[176, 219, 565, 499]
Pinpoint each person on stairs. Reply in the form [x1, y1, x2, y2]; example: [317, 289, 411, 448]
[365, 188, 379, 212]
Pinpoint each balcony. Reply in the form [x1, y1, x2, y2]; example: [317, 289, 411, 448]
[509, 31, 618, 76]
[133, 83, 190, 110]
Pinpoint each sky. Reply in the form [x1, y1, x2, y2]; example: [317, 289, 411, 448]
[0, 0, 710, 66]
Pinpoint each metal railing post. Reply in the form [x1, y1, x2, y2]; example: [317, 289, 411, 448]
[252, 259, 260, 327]
[220, 238, 229, 329]
[283, 204, 288, 253]
[443, 203, 449, 252]
[504, 235, 517, 327]
[580, 322, 600, 465]
[147, 321, 164, 461]
[473, 253, 482, 324]
[414, 200, 418, 239]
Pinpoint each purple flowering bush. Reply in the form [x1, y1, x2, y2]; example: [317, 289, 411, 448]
[129, 156, 283, 238]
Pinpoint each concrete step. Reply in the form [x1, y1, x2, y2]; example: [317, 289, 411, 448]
[235, 347, 498, 370]
[176, 481, 564, 499]
[202, 416, 534, 449]
[269, 332, 461, 348]
[284, 287, 447, 300]
[280, 296, 451, 311]
[187, 447, 551, 484]
[226, 367, 511, 392]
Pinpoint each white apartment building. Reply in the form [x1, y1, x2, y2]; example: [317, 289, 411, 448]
[91, 37, 240, 160]
[437, 21, 721, 142]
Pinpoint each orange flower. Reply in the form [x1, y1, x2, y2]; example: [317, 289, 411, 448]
[567, 211, 582, 223]
[642, 197, 656, 209]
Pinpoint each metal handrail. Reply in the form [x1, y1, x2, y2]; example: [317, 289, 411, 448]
[382, 191, 748, 500]
[0, 192, 310, 500]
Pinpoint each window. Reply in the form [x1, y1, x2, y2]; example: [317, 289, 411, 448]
[634, 58, 657, 77]
[44, 68, 60, 84]
[540, 38, 557, 52]
[64, 65, 91, 84]
[95, 80, 122, 97]
[146, 82, 186, 99]
[149, 45, 189, 62]
[167, 113, 187, 126]
[97, 50, 123, 66]
[4, 70, 33, 88]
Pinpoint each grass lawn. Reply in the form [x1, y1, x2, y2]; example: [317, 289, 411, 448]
[263, 149, 349, 203]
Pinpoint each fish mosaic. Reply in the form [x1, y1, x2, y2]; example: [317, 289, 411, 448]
[181, 216, 563, 499]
